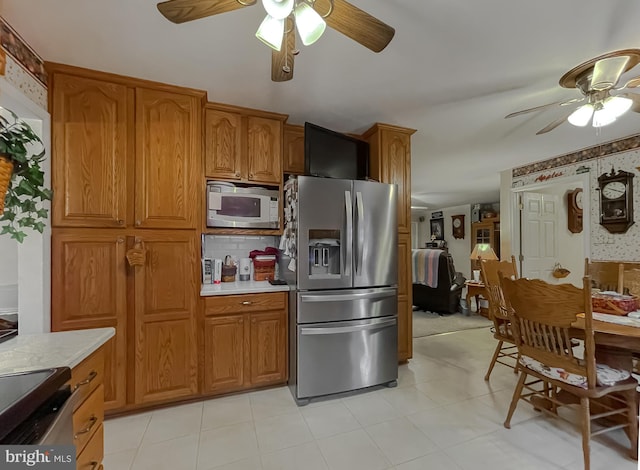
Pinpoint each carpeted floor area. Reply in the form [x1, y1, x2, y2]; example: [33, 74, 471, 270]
[412, 308, 492, 338]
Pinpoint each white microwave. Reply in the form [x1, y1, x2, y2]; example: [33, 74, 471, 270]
[206, 181, 280, 229]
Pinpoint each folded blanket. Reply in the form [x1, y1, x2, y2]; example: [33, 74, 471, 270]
[412, 249, 441, 288]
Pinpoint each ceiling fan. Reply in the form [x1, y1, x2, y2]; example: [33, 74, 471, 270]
[156, 0, 395, 82]
[505, 49, 640, 135]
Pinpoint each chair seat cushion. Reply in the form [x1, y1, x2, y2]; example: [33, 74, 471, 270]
[519, 355, 631, 389]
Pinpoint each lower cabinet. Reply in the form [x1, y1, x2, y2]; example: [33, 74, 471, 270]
[72, 347, 106, 468]
[202, 292, 288, 395]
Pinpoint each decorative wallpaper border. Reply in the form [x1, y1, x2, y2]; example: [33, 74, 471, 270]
[0, 16, 46, 87]
[512, 134, 640, 177]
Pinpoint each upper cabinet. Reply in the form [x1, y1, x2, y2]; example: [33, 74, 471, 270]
[283, 124, 305, 175]
[49, 68, 203, 230]
[204, 104, 286, 186]
[135, 88, 200, 229]
[51, 74, 129, 228]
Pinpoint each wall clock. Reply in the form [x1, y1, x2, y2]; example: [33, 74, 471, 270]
[597, 168, 635, 234]
[452, 214, 465, 239]
[567, 188, 583, 234]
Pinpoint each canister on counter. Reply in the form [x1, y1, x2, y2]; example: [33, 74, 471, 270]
[213, 259, 223, 284]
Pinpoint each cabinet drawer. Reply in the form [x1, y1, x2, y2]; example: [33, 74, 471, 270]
[71, 349, 104, 410]
[74, 385, 104, 456]
[204, 292, 286, 316]
[76, 423, 103, 470]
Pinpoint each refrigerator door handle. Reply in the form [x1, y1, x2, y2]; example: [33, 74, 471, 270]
[300, 288, 397, 303]
[344, 190, 353, 277]
[355, 191, 364, 275]
[300, 318, 397, 335]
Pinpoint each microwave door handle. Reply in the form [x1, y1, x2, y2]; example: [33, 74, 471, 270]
[344, 190, 352, 277]
[356, 191, 364, 275]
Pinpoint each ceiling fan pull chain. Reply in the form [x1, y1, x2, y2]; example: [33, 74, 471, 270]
[283, 22, 291, 74]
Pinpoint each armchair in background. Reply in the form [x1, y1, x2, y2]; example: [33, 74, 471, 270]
[412, 249, 465, 314]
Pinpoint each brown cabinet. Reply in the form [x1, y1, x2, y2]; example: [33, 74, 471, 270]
[51, 231, 127, 411]
[51, 72, 201, 230]
[202, 292, 288, 395]
[362, 123, 416, 362]
[470, 218, 500, 271]
[133, 231, 199, 404]
[135, 88, 200, 229]
[283, 124, 305, 175]
[51, 74, 129, 228]
[204, 104, 286, 185]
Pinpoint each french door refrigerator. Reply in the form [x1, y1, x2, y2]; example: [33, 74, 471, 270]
[286, 176, 398, 404]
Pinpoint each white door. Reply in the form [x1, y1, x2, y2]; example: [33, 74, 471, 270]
[521, 192, 559, 282]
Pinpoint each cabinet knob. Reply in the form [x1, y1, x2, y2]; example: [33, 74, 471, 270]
[117, 219, 124, 225]
[135, 220, 141, 226]
[235, 172, 240, 177]
[241, 301, 252, 305]
[117, 238, 124, 244]
[249, 173, 254, 179]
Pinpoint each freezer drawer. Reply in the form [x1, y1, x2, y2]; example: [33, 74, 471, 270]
[296, 316, 398, 399]
[297, 287, 397, 324]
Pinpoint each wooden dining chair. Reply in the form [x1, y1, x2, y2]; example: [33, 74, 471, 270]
[500, 276, 638, 470]
[623, 268, 640, 297]
[480, 255, 519, 381]
[585, 258, 624, 293]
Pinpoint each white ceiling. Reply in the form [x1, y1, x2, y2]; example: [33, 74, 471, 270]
[4, 0, 640, 209]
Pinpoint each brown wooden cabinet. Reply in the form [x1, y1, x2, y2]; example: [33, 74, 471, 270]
[283, 124, 305, 175]
[204, 103, 286, 185]
[470, 218, 500, 271]
[51, 74, 129, 228]
[362, 123, 416, 362]
[51, 230, 127, 411]
[133, 230, 199, 404]
[202, 292, 288, 395]
[135, 88, 200, 229]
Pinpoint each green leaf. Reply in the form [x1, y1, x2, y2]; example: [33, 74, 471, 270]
[11, 230, 26, 243]
[0, 225, 12, 235]
[0, 210, 16, 222]
[36, 209, 48, 218]
[33, 221, 45, 233]
[14, 179, 36, 197]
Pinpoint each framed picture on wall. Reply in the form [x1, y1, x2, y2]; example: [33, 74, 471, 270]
[430, 217, 444, 240]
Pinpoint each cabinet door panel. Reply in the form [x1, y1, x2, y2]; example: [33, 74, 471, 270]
[203, 315, 246, 393]
[381, 130, 411, 233]
[205, 108, 243, 180]
[134, 231, 198, 404]
[397, 296, 411, 362]
[51, 231, 127, 410]
[135, 88, 199, 229]
[250, 311, 287, 386]
[283, 124, 305, 175]
[52, 74, 128, 227]
[246, 116, 282, 185]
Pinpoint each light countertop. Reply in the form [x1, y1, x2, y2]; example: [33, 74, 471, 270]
[201, 280, 290, 296]
[0, 327, 115, 375]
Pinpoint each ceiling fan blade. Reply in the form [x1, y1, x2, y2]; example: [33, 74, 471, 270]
[315, 0, 395, 52]
[590, 55, 630, 90]
[619, 92, 640, 112]
[536, 109, 575, 135]
[505, 97, 583, 119]
[618, 75, 640, 89]
[157, 0, 254, 24]
[271, 28, 296, 82]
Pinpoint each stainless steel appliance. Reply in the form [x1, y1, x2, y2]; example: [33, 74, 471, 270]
[283, 176, 398, 404]
[0, 367, 79, 445]
[206, 181, 280, 229]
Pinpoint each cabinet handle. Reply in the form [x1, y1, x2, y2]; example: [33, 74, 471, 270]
[89, 462, 100, 470]
[135, 220, 141, 226]
[117, 219, 124, 225]
[126, 240, 146, 267]
[117, 238, 124, 244]
[74, 415, 98, 439]
[74, 370, 98, 390]
[241, 301, 252, 305]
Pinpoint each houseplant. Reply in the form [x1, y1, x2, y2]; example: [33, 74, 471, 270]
[0, 108, 51, 242]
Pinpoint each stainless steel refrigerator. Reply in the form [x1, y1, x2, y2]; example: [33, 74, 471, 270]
[282, 176, 398, 405]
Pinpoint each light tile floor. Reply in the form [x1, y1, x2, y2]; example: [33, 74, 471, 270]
[103, 328, 638, 470]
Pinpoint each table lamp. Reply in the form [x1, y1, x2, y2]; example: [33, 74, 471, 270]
[469, 243, 497, 282]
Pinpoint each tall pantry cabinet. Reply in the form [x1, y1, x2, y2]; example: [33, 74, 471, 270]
[48, 64, 203, 411]
[362, 123, 416, 363]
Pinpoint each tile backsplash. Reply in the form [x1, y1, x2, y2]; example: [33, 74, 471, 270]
[203, 235, 279, 265]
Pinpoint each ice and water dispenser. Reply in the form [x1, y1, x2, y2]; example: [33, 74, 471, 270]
[308, 230, 341, 278]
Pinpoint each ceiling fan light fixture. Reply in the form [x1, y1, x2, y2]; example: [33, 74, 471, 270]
[294, 1, 326, 46]
[256, 14, 285, 51]
[262, 0, 294, 20]
[567, 104, 594, 127]
[592, 107, 617, 128]
[603, 95, 633, 118]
